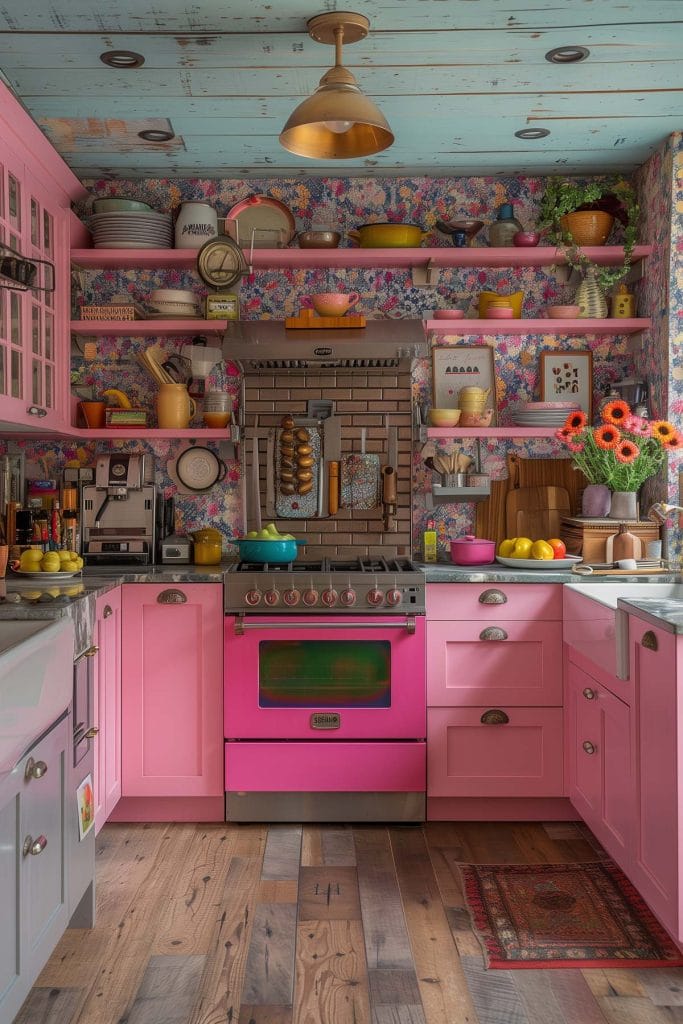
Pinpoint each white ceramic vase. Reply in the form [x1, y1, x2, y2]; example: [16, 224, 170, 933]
[608, 490, 638, 520]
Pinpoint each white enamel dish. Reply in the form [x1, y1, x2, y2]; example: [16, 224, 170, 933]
[12, 569, 82, 579]
[495, 555, 583, 570]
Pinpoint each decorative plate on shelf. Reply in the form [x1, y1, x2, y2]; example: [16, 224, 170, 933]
[495, 555, 583, 570]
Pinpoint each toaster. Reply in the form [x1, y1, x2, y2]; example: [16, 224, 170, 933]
[160, 533, 192, 563]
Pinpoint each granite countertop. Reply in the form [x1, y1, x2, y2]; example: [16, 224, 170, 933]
[617, 596, 683, 635]
[417, 563, 682, 586]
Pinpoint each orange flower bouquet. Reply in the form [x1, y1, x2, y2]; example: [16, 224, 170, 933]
[555, 400, 683, 491]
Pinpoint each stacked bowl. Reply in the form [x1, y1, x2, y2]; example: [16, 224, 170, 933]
[149, 288, 200, 318]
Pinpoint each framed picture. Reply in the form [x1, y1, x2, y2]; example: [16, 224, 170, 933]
[431, 344, 497, 424]
[540, 350, 593, 419]
[76, 774, 95, 840]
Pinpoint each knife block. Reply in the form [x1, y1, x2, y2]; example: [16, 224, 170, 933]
[560, 516, 660, 561]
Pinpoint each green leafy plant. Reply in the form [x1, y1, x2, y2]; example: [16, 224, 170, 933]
[537, 178, 639, 291]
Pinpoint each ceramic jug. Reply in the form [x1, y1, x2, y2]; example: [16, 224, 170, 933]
[174, 201, 218, 249]
[458, 386, 491, 411]
[156, 383, 197, 429]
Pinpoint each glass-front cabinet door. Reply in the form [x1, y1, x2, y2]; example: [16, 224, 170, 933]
[0, 144, 68, 431]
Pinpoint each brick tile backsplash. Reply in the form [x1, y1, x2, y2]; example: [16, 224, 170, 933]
[242, 371, 413, 558]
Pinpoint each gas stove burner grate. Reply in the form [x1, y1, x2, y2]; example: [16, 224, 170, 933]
[232, 557, 419, 575]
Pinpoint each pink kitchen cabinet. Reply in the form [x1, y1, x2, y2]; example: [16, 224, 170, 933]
[628, 618, 681, 941]
[120, 583, 223, 802]
[93, 588, 122, 834]
[565, 658, 631, 873]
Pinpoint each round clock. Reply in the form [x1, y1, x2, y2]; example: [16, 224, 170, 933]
[196, 235, 248, 290]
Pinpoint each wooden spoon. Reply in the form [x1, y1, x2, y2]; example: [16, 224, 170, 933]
[433, 454, 450, 476]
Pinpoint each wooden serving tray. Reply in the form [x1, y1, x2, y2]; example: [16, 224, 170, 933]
[285, 308, 366, 329]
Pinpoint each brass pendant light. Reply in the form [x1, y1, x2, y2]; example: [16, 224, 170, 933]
[279, 11, 394, 160]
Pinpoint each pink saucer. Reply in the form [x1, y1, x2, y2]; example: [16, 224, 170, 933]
[486, 307, 514, 319]
[433, 309, 464, 319]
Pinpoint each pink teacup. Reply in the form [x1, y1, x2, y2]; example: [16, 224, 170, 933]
[309, 292, 360, 317]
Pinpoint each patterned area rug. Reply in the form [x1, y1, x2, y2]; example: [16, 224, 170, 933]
[460, 861, 683, 969]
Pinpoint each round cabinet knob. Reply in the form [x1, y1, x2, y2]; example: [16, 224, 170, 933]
[303, 589, 319, 607]
[24, 758, 48, 781]
[244, 588, 262, 607]
[283, 588, 301, 607]
[582, 687, 596, 700]
[582, 740, 596, 755]
[264, 589, 280, 607]
[367, 588, 384, 607]
[385, 588, 403, 607]
[23, 834, 47, 857]
[321, 588, 338, 607]
[339, 588, 357, 607]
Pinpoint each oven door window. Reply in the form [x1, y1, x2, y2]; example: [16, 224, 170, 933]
[259, 639, 391, 708]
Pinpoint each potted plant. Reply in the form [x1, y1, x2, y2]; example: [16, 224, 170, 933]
[538, 177, 639, 291]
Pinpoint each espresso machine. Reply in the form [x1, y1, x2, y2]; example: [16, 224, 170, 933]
[81, 454, 156, 566]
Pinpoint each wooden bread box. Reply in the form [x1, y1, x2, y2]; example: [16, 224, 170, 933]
[560, 516, 660, 562]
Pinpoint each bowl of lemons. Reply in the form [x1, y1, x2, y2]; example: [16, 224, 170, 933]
[13, 547, 83, 578]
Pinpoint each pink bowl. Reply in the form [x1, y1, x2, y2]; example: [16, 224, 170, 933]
[450, 535, 496, 565]
[487, 307, 514, 319]
[513, 231, 541, 247]
[433, 309, 464, 319]
[546, 304, 581, 318]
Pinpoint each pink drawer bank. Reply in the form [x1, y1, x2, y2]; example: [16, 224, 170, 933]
[427, 583, 562, 621]
[427, 619, 562, 706]
[427, 707, 564, 798]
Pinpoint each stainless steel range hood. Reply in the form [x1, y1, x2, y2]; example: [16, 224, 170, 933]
[222, 319, 427, 373]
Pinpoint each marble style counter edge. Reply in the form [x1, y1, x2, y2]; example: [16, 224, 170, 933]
[617, 596, 683, 635]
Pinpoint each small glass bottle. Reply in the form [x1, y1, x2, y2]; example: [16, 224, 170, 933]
[489, 203, 523, 247]
[62, 509, 80, 553]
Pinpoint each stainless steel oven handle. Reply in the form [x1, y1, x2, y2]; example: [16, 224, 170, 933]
[234, 616, 417, 635]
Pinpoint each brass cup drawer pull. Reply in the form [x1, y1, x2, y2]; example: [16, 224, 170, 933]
[582, 687, 596, 700]
[478, 589, 507, 605]
[479, 626, 508, 641]
[23, 834, 47, 857]
[83, 645, 99, 658]
[24, 758, 47, 780]
[84, 727, 99, 739]
[103, 604, 113, 619]
[157, 588, 187, 604]
[641, 630, 658, 651]
[480, 708, 510, 725]
[582, 740, 596, 755]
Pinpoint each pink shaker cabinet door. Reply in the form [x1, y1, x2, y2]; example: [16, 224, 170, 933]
[121, 583, 224, 798]
[93, 588, 122, 833]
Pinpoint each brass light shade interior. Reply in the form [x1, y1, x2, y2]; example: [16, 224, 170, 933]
[279, 12, 394, 159]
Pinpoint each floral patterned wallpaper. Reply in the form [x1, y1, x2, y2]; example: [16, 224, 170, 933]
[10, 162, 680, 560]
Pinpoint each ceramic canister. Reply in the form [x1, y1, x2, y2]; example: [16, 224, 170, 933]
[156, 383, 197, 428]
[174, 202, 218, 249]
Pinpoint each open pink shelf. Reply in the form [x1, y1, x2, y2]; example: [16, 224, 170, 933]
[65, 427, 235, 440]
[70, 244, 652, 271]
[425, 317, 650, 335]
[427, 426, 563, 439]
[71, 319, 226, 336]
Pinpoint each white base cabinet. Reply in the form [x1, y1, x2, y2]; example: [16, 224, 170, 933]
[0, 713, 69, 1023]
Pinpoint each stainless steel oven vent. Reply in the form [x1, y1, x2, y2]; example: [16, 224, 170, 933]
[223, 319, 427, 373]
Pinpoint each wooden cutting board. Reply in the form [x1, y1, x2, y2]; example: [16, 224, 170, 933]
[507, 454, 587, 516]
[475, 478, 510, 548]
[506, 485, 571, 540]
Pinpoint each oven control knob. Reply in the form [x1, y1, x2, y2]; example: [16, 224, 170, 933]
[283, 588, 301, 607]
[264, 588, 280, 607]
[245, 588, 262, 607]
[367, 587, 384, 607]
[303, 588, 319, 607]
[339, 588, 357, 607]
[386, 588, 403, 607]
[321, 587, 338, 607]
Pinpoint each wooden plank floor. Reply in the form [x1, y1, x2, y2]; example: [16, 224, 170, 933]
[14, 821, 683, 1024]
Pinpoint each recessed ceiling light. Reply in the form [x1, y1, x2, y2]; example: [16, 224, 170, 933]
[138, 129, 175, 142]
[515, 128, 550, 140]
[100, 50, 145, 69]
[545, 45, 590, 64]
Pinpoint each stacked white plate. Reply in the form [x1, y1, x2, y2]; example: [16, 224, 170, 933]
[512, 401, 580, 426]
[88, 211, 173, 249]
[148, 287, 200, 318]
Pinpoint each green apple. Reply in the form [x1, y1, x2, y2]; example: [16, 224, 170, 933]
[281, 533, 294, 540]
[256, 528, 272, 539]
[265, 522, 280, 536]
[246, 530, 258, 539]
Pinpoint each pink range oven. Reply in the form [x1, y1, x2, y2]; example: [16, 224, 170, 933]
[224, 556, 426, 822]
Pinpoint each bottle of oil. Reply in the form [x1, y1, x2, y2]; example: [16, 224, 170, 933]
[423, 518, 438, 563]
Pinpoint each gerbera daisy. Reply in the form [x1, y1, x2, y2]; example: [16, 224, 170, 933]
[601, 399, 630, 426]
[624, 415, 651, 436]
[615, 439, 640, 463]
[555, 427, 574, 442]
[651, 420, 677, 442]
[567, 440, 584, 453]
[594, 424, 622, 449]
[563, 410, 587, 433]
[661, 431, 683, 450]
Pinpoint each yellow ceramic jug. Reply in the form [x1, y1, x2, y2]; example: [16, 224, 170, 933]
[156, 383, 196, 429]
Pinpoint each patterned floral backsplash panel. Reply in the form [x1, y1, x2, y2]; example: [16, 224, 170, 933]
[11, 163, 679, 560]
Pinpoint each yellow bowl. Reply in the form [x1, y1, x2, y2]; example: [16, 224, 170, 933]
[429, 408, 462, 427]
[478, 290, 524, 319]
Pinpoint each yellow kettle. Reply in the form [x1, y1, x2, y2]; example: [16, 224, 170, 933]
[191, 528, 223, 565]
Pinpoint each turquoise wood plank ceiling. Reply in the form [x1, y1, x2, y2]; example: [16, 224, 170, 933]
[0, 0, 680, 178]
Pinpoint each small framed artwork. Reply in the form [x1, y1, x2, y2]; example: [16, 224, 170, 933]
[76, 774, 95, 840]
[540, 350, 593, 419]
[432, 344, 497, 424]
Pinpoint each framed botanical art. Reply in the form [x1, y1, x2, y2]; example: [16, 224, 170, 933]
[540, 350, 593, 420]
[431, 344, 497, 424]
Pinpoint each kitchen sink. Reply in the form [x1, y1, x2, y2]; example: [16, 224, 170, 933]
[564, 581, 683, 681]
[0, 618, 74, 774]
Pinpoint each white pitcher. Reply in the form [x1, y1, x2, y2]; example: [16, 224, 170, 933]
[174, 202, 218, 249]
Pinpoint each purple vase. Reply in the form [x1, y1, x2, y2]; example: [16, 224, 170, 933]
[582, 483, 611, 517]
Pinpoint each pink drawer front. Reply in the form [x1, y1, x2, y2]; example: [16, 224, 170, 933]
[427, 707, 564, 798]
[427, 620, 562, 706]
[427, 583, 562, 621]
[226, 741, 426, 792]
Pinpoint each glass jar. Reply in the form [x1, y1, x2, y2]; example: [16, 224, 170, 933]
[191, 528, 223, 564]
[488, 203, 523, 246]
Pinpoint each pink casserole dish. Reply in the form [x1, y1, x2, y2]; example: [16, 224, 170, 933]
[450, 534, 496, 565]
